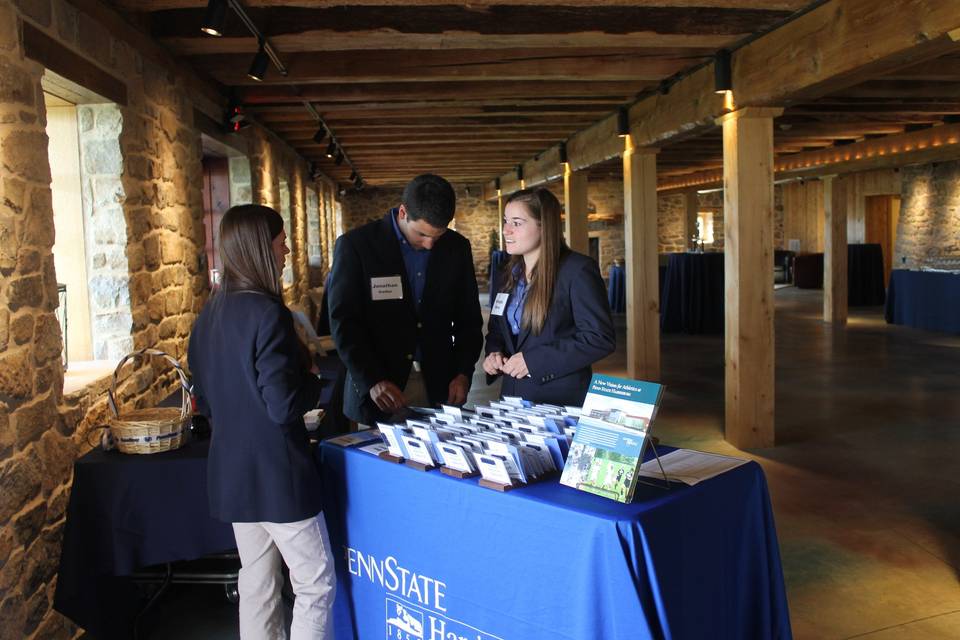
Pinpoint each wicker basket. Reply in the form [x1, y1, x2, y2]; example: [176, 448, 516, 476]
[107, 348, 191, 454]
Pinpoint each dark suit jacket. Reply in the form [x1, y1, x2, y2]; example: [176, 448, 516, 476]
[328, 211, 483, 424]
[189, 291, 323, 524]
[485, 251, 616, 406]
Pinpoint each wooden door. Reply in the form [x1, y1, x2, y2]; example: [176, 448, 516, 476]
[865, 195, 894, 287]
[201, 156, 230, 282]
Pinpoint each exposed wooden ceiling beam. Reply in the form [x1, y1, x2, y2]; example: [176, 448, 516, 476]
[238, 81, 650, 104]
[189, 47, 708, 85]
[486, 0, 960, 197]
[114, 1, 812, 11]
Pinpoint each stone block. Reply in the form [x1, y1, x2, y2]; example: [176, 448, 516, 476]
[17, 245, 41, 273]
[0, 307, 8, 351]
[46, 483, 69, 523]
[82, 139, 122, 176]
[87, 274, 129, 310]
[158, 316, 177, 339]
[78, 107, 93, 133]
[0, 546, 24, 599]
[143, 234, 160, 269]
[0, 400, 11, 456]
[42, 254, 57, 311]
[1, 131, 50, 183]
[12, 498, 46, 547]
[95, 106, 122, 137]
[160, 234, 182, 265]
[36, 429, 76, 494]
[92, 176, 125, 210]
[10, 313, 34, 345]
[22, 585, 48, 635]
[13, 392, 57, 450]
[147, 293, 164, 322]
[0, 213, 19, 273]
[33, 313, 62, 363]
[34, 362, 61, 395]
[0, 454, 42, 523]
[0, 60, 35, 108]
[8, 275, 43, 311]
[0, 3, 17, 51]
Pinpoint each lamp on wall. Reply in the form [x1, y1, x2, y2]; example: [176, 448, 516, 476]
[200, 0, 227, 36]
[714, 49, 732, 94]
[248, 41, 269, 81]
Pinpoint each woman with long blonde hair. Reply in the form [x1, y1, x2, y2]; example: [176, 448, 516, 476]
[189, 204, 335, 639]
[483, 188, 615, 405]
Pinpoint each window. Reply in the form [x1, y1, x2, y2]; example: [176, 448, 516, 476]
[279, 178, 293, 286]
[696, 211, 715, 245]
[44, 79, 134, 391]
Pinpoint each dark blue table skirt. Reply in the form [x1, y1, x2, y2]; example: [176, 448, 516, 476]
[606, 264, 667, 315]
[660, 252, 725, 334]
[53, 440, 235, 638]
[885, 269, 960, 334]
[320, 443, 792, 640]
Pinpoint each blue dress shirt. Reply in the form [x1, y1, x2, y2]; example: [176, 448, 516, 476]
[390, 208, 430, 313]
[506, 274, 528, 336]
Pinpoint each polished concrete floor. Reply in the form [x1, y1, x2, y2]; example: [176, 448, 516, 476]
[136, 287, 959, 639]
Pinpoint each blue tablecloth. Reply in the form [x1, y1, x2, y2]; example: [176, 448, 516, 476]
[885, 269, 960, 334]
[660, 252, 725, 334]
[607, 263, 625, 313]
[320, 443, 792, 640]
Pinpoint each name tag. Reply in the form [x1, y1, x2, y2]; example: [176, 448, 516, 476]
[371, 276, 403, 301]
[491, 293, 509, 316]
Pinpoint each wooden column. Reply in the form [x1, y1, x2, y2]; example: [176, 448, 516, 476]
[684, 191, 699, 251]
[497, 191, 505, 250]
[623, 140, 660, 381]
[822, 175, 848, 324]
[564, 166, 589, 254]
[718, 107, 782, 449]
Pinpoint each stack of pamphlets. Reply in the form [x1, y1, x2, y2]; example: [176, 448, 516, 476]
[374, 399, 578, 487]
[559, 374, 664, 503]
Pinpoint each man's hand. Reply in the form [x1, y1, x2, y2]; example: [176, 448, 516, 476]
[501, 352, 529, 379]
[482, 352, 506, 376]
[446, 374, 470, 406]
[369, 380, 407, 413]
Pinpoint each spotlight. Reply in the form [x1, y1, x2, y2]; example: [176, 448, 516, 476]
[325, 141, 337, 158]
[495, 177, 501, 191]
[714, 49, 732, 94]
[516, 164, 523, 181]
[558, 142, 568, 164]
[313, 127, 328, 144]
[248, 42, 269, 81]
[200, 0, 227, 37]
[334, 151, 344, 166]
[617, 107, 629, 138]
[349, 170, 357, 181]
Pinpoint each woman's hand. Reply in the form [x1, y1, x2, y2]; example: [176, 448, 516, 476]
[482, 352, 506, 375]
[501, 353, 529, 379]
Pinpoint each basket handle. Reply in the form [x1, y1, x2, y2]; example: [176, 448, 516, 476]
[108, 348, 192, 421]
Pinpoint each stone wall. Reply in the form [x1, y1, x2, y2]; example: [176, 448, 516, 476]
[657, 193, 686, 253]
[896, 160, 960, 269]
[0, 0, 333, 636]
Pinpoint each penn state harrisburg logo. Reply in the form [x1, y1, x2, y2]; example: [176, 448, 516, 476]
[386, 599, 424, 639]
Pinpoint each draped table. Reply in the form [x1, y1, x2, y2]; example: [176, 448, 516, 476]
[885, 269, 960, 333]
[320, 442, 792, 639]
[660, 252, 725, 334]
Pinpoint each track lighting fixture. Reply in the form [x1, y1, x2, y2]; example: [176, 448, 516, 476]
[324, 141, 337, 158]
[200, 0, 227, 37]
[617, 107, 630, 138]
[714, 49, 732, 94]
[313, 127, 328, 144]
[248, 42, 269, 81]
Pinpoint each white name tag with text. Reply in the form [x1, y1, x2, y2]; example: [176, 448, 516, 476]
[370, 276, 403, 301]
[491, 293, 509, 316]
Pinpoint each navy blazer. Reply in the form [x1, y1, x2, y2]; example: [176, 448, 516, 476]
[189, 291, 323, 524]
[329, 211, 483, 424]
[485, 251, 616, 406]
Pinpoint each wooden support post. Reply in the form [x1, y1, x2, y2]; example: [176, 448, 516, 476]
[622, 139, 660, 382]
[822, 175, 848, 324]
[718, 107, 782, 449]
[497, 191, 505, 250]
[684, 191, 699, 251]
[563, 165, 589, 254]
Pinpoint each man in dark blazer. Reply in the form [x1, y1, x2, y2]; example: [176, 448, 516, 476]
[328, 174, 483, 425]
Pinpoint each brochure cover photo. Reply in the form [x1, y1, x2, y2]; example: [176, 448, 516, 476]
[559, 374, 664, 503]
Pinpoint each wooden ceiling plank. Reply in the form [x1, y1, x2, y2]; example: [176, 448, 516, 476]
[114, 1, 812, 12]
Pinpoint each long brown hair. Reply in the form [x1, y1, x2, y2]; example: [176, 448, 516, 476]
[501, 188, 568, 335]
[219, 204, 284, 298]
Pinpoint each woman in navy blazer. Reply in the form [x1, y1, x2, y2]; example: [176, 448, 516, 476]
[483, 188, 615, 406]
[189, 205, 335, 639]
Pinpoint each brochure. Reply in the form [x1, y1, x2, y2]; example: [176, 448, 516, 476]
[559, 374, 664, 503]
